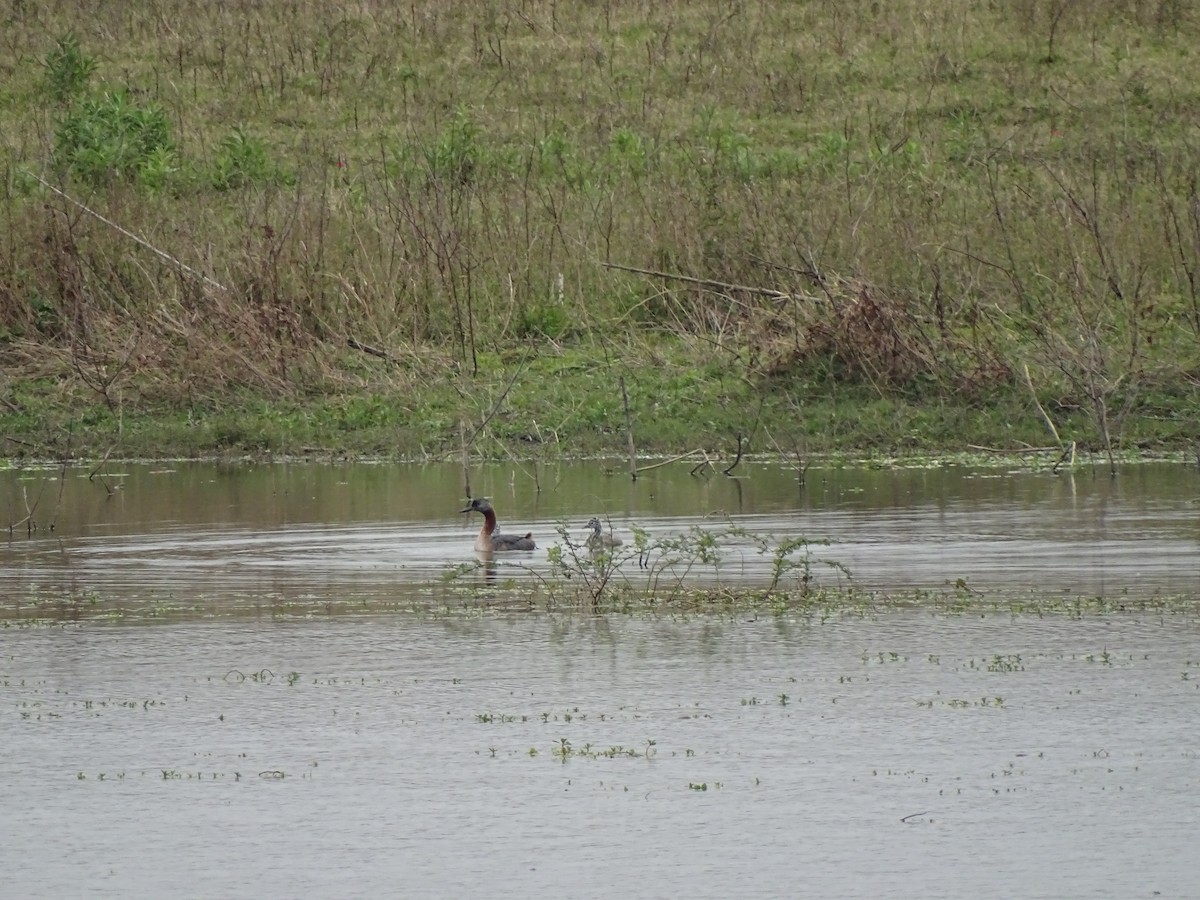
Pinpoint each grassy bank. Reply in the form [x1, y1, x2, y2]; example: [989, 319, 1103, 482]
[2, 1, 1199, 460]
[0, 341, 1164, 461]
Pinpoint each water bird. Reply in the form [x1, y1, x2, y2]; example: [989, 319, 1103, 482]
[585, 516, 624, 550]
[460, 497, 536, 552]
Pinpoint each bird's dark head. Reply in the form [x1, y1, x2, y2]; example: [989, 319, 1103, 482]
[460, 497, 493, 515]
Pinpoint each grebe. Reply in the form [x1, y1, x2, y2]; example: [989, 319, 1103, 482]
[585, 516, 624, 550]
[460, 498, 536, 552]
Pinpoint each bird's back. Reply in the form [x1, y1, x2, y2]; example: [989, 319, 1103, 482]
[489, 532, 537, 552]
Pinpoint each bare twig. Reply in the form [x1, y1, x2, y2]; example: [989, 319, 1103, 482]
[13, 479, 49, 534]
[347, 338, 395, 363]
[1052, 440, 1076, 475]
[795, 455, 809, 487]
[88, 440, 121, 496]
[966, 444, 1063, 454]
[71, 333, 138, 413]
[603, 261, 791, 301]
[463, 360, 527, 449]
[1021, 363, 1063, 447]
[635, 449, 707, 473]
[459, 419, 472, 500]
[722, 432, 745, 476]
[762, 425, 809, 487]
[32, 174, 228, 292]
[489, 435, 540, 492]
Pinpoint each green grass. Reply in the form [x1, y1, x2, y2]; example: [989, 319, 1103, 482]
[0, 340, 1185, 460]
[1, 341, 1119, 460]
[2, 1, 1199, 459]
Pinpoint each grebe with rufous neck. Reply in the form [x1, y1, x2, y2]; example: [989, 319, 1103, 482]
[460, 497, 536, 552]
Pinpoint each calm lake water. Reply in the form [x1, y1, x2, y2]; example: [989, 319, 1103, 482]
[4, 612, 1198, 899]
[2, 460, 1199, 898]
[2, 458, 1199, 610]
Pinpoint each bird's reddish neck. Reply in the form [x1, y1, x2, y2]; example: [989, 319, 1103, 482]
[478, 508, 498, 537]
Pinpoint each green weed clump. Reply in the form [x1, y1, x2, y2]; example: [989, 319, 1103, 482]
[42, 32, 96, 103]
[211, 128, 292, 191]
[54, 91, 176, 189]
[1, 2, 1199, 459]
[534, 521, 847, 614]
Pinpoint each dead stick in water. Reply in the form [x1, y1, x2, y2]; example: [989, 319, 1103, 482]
[620, 375, 638, 481]
[637, 450, 707, 472]
[966, 444, 1062, 454]
[490, 435, 540, 492]
[88, 440, 120, 497]
[1022, 363, 1063, 447]
[459, 419, 472, 500]
[722, 432, 744, 476]
[1051, 440, 1076, 475]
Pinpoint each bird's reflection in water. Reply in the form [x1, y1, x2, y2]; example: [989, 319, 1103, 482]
[470, 553, 537, 610]
[476, 553, 498, 586]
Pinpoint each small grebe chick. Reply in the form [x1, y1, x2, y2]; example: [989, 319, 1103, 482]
[460, 498, 536, 552]
[585, 516, 624, 550]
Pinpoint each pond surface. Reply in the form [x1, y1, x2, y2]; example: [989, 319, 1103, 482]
[2, 459, 1199, 613]
[4, 611, 1198, 899]
[2, 460, 1198, 897]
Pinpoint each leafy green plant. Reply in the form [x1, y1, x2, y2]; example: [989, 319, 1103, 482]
[514, 302, 569, 339]
[742, 528, 848, 601]
[42, 32, 96, 103]
[136, 145, 178, 193]
[425, 108, 482, 185]
[607, 128, 649, 179]
[211, 127, 289, 190]
[540, 520, 848, 612]
[537, 131, 592, 188]
[54, 91, 176, 188]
